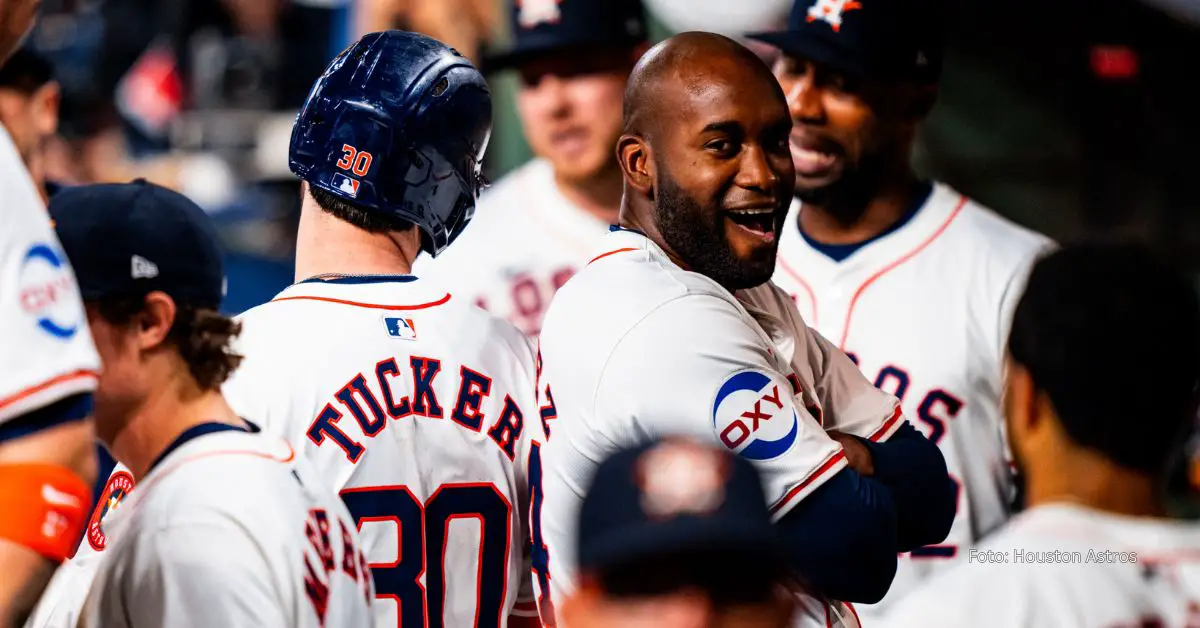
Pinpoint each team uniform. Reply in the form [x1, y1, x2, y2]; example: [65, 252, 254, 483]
[77, 426, 374, 627]
[534, 227, 908, 625]
[416, 158, 608, 336]
[769, 183, 1053, 617]
[223, 276, 544, 627]
[25, 461, 136, 628]
[882, 503, 1200, 626]
[0, 125, 99, 432]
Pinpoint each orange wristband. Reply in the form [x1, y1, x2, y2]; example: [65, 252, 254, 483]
[0, 464, 90, 563]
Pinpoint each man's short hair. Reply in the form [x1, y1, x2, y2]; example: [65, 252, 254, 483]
[1008, 243, 1200, 474]
[309, 186, 416, 234]
[94, 295, 242, 391]
[0, 47, 53, 94]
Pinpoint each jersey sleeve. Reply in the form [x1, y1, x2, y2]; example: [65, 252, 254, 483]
[594, 294, 845, 519]
[83, 522, 288, 628]
[0, 143, 100, 427]
[801, 321, 905, 441]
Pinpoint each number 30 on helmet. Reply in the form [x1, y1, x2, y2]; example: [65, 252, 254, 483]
[288, 31, 493, 257]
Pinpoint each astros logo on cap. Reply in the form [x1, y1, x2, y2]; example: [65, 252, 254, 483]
[807, 0, 862, 32]
[635, 439, 729, 518]
[517, 0, 563, 28]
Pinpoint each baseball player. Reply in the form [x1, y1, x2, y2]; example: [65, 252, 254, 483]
[416, 0, 649, 336]
[535, 31, 955, 626]
[560, 438, 798, 628]
[41, 180, 374, 628]
[746, 0, 1054, 617]
[221, 31, 543, 628]
[883, 243, 1200, 626]
[0, 3, 100, 624]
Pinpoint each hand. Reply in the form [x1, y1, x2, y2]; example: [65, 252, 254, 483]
[828, 431, 874, 476]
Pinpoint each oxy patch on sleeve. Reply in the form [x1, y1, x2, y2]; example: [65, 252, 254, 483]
[711, 370, 800, 461]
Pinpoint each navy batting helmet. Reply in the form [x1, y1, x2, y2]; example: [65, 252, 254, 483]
[289, 31, 492, 257]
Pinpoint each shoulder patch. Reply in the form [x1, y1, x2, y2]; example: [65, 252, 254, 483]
[711, 370, 799, 461]
[86, 470, 136, 552]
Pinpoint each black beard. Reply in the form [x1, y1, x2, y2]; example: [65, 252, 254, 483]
[794, 151, 887, 226]
[655, 170, 777, 292]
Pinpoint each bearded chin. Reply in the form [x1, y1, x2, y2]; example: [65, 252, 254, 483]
[794, 153, 886, 226]
[654, 171, 776, 292]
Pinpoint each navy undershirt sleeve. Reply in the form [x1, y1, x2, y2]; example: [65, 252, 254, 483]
[774, 467, 899, 603]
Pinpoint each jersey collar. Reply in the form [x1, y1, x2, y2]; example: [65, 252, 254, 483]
[147, 420, 258, 474]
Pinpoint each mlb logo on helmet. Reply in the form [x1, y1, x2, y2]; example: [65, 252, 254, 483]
[331, 173, 360, 198]
[712, 371, 799, 461]
[384, 317, 417, 340]
[517, 0, 562, 28]
[807, 0, 862, 32]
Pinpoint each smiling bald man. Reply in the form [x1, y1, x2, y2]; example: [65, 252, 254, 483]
[533, 31, 955, 627]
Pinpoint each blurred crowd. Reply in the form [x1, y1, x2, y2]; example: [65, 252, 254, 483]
[6, 0, 1198, 315]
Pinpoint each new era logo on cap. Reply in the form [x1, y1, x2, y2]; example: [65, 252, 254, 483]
[131, 255, 159, 279]
[518, 0, 562, 28]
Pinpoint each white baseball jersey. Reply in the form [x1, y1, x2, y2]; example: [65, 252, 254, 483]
[78, 426, 374, 628]
[770, 183, 1052, 618]
[25, 462, 136, 628]
[415, 158, 609, 336]
[882, 502, 1200, 627]
[0, 125, 99, 428]
[223, 276, 543, 627]
[534, 228, 906, 623]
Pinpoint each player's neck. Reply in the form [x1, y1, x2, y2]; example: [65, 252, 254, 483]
[555, 165, 623, 225]
[798, 169, 924, 245]
[107, 366, 243, 480]
[1026, 446, 1166, 519]
[294, 192, 422, 281]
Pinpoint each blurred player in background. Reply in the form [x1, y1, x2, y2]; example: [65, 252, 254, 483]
[747, 0, 1053, 617]
[536, 31, 954, 626]
[884, 243, 1200, 626]
[46, 181, 373, 628]
[222, 31, 543, 628]
[0, 1, 101, 625]
[354, 0, 497, 64]
[419, 0, 649, 336]
[560, 438, 797, 628]
[0, 47, 62, 201]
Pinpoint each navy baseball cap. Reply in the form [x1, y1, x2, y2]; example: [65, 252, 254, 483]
[578, 437, 786, 576]
[483, 0, 648, 73]
[49, 180, 225, 309]
[748, 0, 946, 83]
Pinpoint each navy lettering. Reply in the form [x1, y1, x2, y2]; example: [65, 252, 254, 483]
[375, 358, 412, 418]
[307, 403, 365, 462]
[410, 357, 443, 418]
[487, 395, 524, 461]
[336, 374, 387, 437]
[451, 367, 491, 431]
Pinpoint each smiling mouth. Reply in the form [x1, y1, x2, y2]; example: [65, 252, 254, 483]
[725, 207, 778, 242]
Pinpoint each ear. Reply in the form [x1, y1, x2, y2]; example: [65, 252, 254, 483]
[617, 133, 653, 197]
[136, 292, 177, 352]
[1002, 358, 1040, 440]
[33, 81, 60, 136]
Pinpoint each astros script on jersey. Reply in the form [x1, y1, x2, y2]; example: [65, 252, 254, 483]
[416, 158, 609, 336]
[534, 227, 907, 620]
[223, 275, 545, 627]
[0, 125, 99, 429]
[78, 427, 374, 628]
[770, 182, 1053, 616]
[882, 503, 1200, 627]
